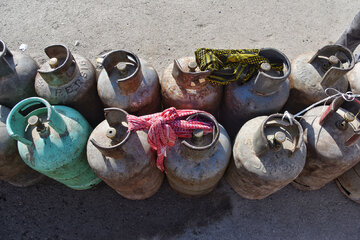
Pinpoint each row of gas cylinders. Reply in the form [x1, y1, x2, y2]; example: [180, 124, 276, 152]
[1, 40, 360, 202]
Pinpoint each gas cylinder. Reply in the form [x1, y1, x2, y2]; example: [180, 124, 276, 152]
[293, 96, 360, 190]
[286, 45, 354, 113]
[97, 50, 161, 115]
[164, 112, 231, 197]
[225, 113, 306, 199]
[87, 108, 163, 200]
[220, 48, 291, 139]
[347, 62, 360, 95]
[6, 97, 101, 190]
[0, 40, 38, 107]
[35, 44, 103, 127]
[336, 163, 360, 204]
[0, 105, 44, 187]
[160, 57, 222, 116]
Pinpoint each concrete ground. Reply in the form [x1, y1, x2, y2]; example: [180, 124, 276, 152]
[1, 0, 360, 239]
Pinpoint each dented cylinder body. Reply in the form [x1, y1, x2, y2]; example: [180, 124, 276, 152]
[293, 102, 360, 190]
[0, 105, 44, 187]
[286, 45, 354, 113]
[220, 48, 291, 139]
[35, 44, 104, 127]
[97, 50, 161, 115]
[87, 108, 163, 200]
[165, 113, 231, 197]
[225, 114, 306, 200]
[0, 40, 38, 107]
[160, 56, 223, 116]
[6, 97, 101, 190]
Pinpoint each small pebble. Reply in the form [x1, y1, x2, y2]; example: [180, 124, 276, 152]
[74, 40, 80, 46]
[19, 43, 28, 52]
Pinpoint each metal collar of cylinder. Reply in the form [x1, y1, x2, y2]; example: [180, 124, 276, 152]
[0, 40, 14, 78]
[171, 59, 212, 89]
[90, 108, 131, 158]
[252, 48, 291, 96]
[102, 50, 142, 91]
[6, 97, 67, 146]
[38, 44, 77, 87]
[309, 45, 355, 88]
[319, 96, 360, 146]
[253, 113, 304, 157]
[181, 112, 220, 151]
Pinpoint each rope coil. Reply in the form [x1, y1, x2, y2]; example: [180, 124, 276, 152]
[127, 107, 214, 172]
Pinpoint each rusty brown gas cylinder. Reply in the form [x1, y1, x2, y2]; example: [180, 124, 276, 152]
[0, 105, 43, 187]
[35, 44, 103, 127]
[293, 97, 360, 191]
[225, 114, 306, 200]
[285, 45, 354, 114]
[97, 50, 161, 115]
[164, 112, 231, 197]
[160, 57, 222, 116]
[220, 48, 291, 139]
[0, 40, 38, 108]
[336, 163, 360, 204]
[87, 108, 164, 200]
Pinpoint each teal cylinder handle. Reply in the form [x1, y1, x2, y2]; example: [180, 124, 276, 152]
[6, 97, 67, 146]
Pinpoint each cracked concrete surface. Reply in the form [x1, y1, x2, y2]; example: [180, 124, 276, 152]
[0, 0, 360, 239]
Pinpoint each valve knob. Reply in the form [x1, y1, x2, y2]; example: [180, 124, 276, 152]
[106, 127, 117, 139]
[48, 58, 58, 69]
[274, 131, 286, 143]
[188, 62, 197, 72]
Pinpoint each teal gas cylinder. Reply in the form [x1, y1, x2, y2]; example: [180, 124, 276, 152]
[6, 97, 101, 190]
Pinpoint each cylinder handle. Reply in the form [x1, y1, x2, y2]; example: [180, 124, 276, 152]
[253, 113, 304, 156]
[181, 112, 219, 151]
[6, 97, 67, 146]
[38, 44, 77, 87]
[172, 59, 211, 89]
[101, 50, 143, 90]
[308, 45, 355, 88]
[90, 108, 130, 158]
[252, 48, 291, 96]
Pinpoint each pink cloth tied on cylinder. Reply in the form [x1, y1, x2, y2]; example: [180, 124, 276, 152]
[127, 107, 213, 171]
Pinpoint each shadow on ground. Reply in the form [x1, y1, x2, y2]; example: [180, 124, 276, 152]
[0, 178, 232, 240]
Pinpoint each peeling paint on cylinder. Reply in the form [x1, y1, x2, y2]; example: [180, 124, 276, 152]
[160, 57, 223, 116]
[35, 44, 104, 127]
[6, 97, 101, 190]
[87, 108, 163, 200]
[285, 45, 354, 113]
[220, 48, 291, 139]
[225, 114, 306, 200]
[97, 50, 161, 115]
[293, 98, 360, 191]
[165, 112, 231, 197]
